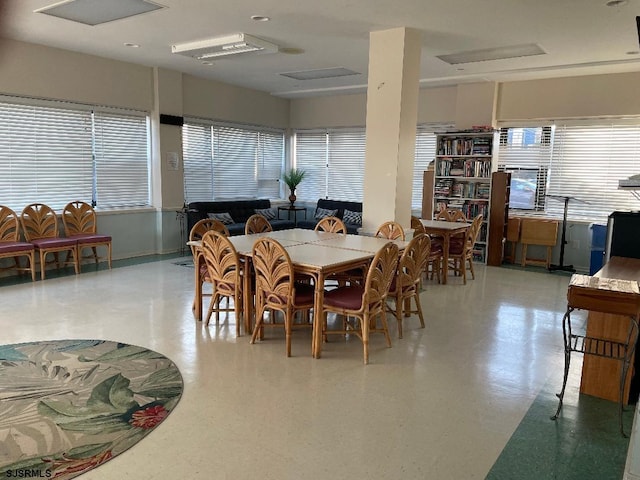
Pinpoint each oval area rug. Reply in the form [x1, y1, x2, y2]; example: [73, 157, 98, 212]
[0, 339, 183, 479]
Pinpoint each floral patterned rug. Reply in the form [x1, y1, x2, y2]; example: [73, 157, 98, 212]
[0, 339, 183, 479]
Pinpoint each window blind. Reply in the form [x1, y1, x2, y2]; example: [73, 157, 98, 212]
[292, 131, 327, 202]
[548, 124, 640, 221]
[182, 120, 285, 202]
[94, 111, 149, 208]
[0, 99, 150, 212]
[413, 123, 455, 209]
[327, 129, 365, 202]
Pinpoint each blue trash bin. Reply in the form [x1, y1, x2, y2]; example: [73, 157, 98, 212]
[589, 224, 607, 274]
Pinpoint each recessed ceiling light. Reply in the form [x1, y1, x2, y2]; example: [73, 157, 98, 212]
[251, 15, 270, 22]
[124, 43, 140, 48]
[606, 0, 627, 6]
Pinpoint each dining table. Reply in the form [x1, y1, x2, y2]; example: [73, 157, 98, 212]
[188, 228, 408, 358]
[419, 219, 471, 285]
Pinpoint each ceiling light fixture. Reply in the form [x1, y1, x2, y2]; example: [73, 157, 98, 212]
[35, 0, 165, 26]
[172, 33, 278, 59]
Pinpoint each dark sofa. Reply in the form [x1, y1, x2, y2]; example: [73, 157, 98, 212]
[187, 199, 295, 236]
[297, 199, 363, 234]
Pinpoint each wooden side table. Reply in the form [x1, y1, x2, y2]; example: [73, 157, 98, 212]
[277, 206, 307, 226]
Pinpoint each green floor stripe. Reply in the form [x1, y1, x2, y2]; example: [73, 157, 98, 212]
[486, 387, 633, 480]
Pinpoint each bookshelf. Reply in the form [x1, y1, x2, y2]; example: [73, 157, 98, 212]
[431, 130, 497, 263]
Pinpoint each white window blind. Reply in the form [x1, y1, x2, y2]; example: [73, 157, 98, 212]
[0, 98, 150, 212]
[328, 129, 365, 202]
[292, 131, 328, 202]
[548, 124, 640, 220]
[497, 127, 552, 210]
[413, 123, 455, 209]
[182, 120, 285, 202]
[94, 111, 149, 208]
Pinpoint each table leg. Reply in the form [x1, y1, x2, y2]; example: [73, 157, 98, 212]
[442, 233, 450, 285]
[194, 253, 203, 321]
[313, 271, 325, 358]
[243, 258, 253, 336]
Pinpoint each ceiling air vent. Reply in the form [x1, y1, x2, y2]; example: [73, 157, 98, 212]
[280, 67, 360, 81]
[437, 44, 546, 65]
[35, 0, 165, 26]
[172, 33, 278, 59]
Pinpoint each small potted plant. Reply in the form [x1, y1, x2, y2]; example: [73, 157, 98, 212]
[282, 168, 306, 206]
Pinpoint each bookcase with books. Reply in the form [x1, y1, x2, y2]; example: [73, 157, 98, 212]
[431, 130, 497, 263]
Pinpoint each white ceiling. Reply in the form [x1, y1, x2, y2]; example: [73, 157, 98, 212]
[2, 0, 640, 99]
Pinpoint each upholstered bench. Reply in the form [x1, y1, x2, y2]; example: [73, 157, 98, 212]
[187, 199, 295, 236]
[297, 199, 363, 234]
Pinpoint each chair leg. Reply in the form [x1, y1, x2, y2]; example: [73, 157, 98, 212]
[250, 303, 265, 344]
[107, 242, 112, 269]
[380, 312, 392, 348]
[285, 310, 292, 357]
[361, 313, 370, 365]
[414, 293, 425, 329]
[468, 256, 475, 280]
[91, 246, 99, 264]
[394, 295, 403, 339]
[40, 250, 47, 280]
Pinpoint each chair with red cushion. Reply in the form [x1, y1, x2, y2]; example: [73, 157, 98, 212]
[250, 237, 315, 357]
[62, 201, 112, 271]
[448, 214, 483, 284]
[321, 241, 399, 364]
[0, 206, 36, 281]
[201, 230, 243, 335]
[375, 221, 405, 240]
[21, 203, 79, 280]
[387, 234, 431, 338]
[245, 214, 272, 235]
[315, 216, 347, 234]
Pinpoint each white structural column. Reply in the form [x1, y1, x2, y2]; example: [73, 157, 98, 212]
[362, 27, 421, 234]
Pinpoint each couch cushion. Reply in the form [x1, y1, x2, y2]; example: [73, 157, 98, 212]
[187, 199, 271, 232]
[207, 212, 235, 225]
[342, 209, 362, 226]
[255, 207, 277, 220]
[314, 207, 338, 220]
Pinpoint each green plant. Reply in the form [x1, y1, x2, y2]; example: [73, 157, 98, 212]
[282, 168, 306, 191]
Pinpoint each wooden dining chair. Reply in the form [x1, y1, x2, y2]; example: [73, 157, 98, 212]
[0, 206, 36, 281]
[250, 237, 315, 357]
[189, 218, 230, 313]
[20, 203, 79, 280]
[387, 234, 431, 338]
[201, 230, 243, 335]
[245, 214, 272, 235]
[321, 241, 399, 364]
[62, 201, 112, 270]
[411, 216, 425, 234]
[448, 214, 483, 284]
[375, 221, 405, 241]
[314, 216, 347, 234]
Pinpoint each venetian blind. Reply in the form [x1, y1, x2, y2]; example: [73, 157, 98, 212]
[327, 129, 365, 202]
[548, 123, 640, 221]
[182, 120, 285, 202]
[293, 131, 328, 202]
[413, 123, 455, 210]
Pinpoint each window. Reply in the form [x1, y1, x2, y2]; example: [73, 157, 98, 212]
[182, 120, 284, 203]
[413, 123, 455, 210]
[293, 128, 364, 203]
[294, 123, 453, 206]
[0, 97, 150, 211]
[498, 124, 640, 221]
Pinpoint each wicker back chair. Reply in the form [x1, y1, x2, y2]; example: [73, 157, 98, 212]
[0, 205, 36, 281]
[375, 221, 405, 241]
[201, 230, 243, 334]
[245, 214, 272, 235]
[21, 203, 79, 280]
[62, 201, 112, 269]
[321, 241, 399, 364]
[387, 233, 431, 338]
[410, 216, 426, 234]
[189, 218, 230, 313]
[250, 237, 315, 357]
[448, 214, 484, 284]
[315, 216, 347, 234]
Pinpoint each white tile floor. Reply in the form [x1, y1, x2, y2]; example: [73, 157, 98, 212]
[0, 260, 580, 479]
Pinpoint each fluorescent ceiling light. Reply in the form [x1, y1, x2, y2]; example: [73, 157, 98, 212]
[172, 33, 278, 59]
[35, 0, 165, 26]
[280, 67, 360, 80]
[437, 44, 546, 65]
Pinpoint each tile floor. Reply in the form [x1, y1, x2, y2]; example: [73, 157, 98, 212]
[0, 258, 631, 479]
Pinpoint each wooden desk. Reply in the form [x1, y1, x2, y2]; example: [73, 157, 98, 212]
[580, 257, 640, 404]
[419, 219, 470, 285]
